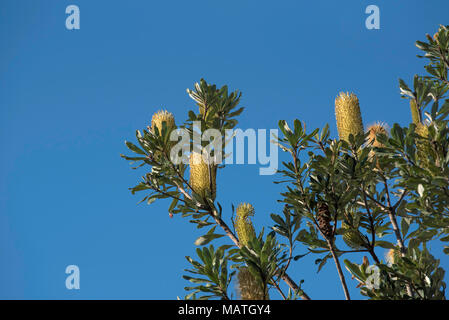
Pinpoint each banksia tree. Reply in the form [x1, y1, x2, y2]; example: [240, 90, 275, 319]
[335, 92, 364, 142]
[122, 26, 449, 301]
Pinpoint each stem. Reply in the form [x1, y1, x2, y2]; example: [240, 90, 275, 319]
[382, 179, 406, 253]
[368, 248, 381, 264]
[310, 213, 350, 300]
[280, 273, 311, 300]
[327, 240, 351, 300]
[271, 280, 287, 300]
[360, 187, 381, 264]
[211, 212, 240, 247]
[382, 178, 414, 297]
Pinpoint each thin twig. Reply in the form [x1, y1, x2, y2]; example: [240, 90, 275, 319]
[271, 280, 287, 300]
[327, 239, 351, 300]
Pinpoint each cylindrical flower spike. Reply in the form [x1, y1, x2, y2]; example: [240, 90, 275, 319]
[189, 152, 217, 200]
[150, 110, 176, 135]
[409, 99, 421, 125]
[416, 123, 433, 168]
[409, 99, 435, 168]
[335, 92, 364, 142]
[234, 204, 268, 299]
[341, 222, 366, 250]
[148, 110, 176, 162]
[236, 267, 268, 300]
[235, 203, 256, 247]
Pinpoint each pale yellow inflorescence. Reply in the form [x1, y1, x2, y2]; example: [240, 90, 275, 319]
[235, 203, 256, 247]
[335, 92, 364, 142]
[410, 99, 421, 125]
[189, 152, 217, 200]
[341, 222, 366, 250]
[150, 110, 176, 135]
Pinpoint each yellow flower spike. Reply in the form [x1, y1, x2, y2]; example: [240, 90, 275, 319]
[410, 99, 421, 125]
[415, 123, 433, 168]
[341, 222, 366, 250]
[150, 110, 176, 135]
[235, 203, 256, 247]
[189, 152, 217, 200]
[408, 99, 435, 168]
[236, 267, 268, 300]
[335, 92, 364, 142]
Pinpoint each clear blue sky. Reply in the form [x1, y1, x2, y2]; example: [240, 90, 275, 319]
[1, 0, 448, 299]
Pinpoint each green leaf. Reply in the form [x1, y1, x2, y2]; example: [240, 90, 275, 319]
[125, 141, 146, 155]
[194, 233, 225, 246]
[401, 218, 411, 239]
[344, 259, 364, 280]
[375, 241, 396, 249]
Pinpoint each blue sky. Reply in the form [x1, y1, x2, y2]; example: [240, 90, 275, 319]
[1, 0, 448, 299]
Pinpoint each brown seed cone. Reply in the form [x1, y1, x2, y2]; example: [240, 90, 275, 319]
[317, 203, 333, 240]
